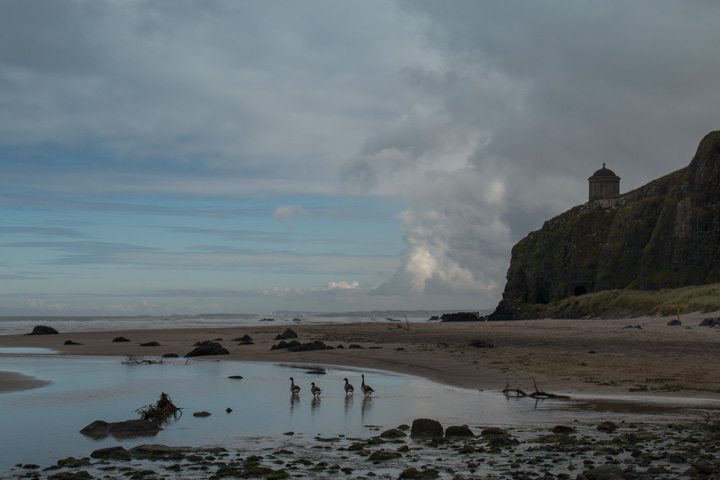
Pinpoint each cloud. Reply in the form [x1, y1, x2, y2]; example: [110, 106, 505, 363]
[273, 204, 310, 222]
[347, 0, 720, 307]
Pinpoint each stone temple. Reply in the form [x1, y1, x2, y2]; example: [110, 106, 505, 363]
[588, 163, 620, 201]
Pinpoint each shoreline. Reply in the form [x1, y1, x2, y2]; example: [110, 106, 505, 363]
[2, 313, 720, 398]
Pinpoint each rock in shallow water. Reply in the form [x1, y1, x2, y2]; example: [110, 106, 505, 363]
[79, 419, 162, 438]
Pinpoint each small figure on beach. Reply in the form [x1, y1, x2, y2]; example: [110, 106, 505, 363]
[361, 374, 374, 396]
[289, 377, 301, 395]
[310, 382, 321, 396]
[343, 377, 354, 395]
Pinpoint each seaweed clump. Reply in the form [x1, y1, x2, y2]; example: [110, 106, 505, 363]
[137, 392, 182, 425]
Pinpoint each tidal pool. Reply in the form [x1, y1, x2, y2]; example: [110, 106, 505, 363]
[0, 355, 717, 471]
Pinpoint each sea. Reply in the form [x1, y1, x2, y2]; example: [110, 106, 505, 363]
[0, 310, 488, 336]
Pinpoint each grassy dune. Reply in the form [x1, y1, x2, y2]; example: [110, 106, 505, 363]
[517, 282, 720, 319]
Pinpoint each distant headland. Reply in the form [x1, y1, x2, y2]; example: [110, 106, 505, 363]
[491, 130, 720, 320]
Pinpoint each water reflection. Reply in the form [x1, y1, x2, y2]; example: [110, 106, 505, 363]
[289, 392, 300, 413]
[361, 395, 373, 419]
[344, 393, 353, 416]
[1, 355, 718, 471]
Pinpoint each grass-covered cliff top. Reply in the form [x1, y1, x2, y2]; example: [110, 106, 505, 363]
[513, 282, 720, 319]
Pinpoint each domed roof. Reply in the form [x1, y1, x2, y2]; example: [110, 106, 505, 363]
[590, 163, 618, 178]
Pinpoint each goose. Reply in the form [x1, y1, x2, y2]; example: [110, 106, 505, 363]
[289, 377, 301, 395]
[311, 382, 322, 396]
[361, 374, 374, 396]
[343, 377, 354, 395]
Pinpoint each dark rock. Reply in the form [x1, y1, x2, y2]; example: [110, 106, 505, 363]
[481, 427, 508, 436]
[380, 428, 407, 438]
[90, 446, 131, 459]
[193, 411, 211, 417]
[48, 470, 93, 479]
[368, 449, 402, 462]
[274, 328, 298, 340]
[288, 340, 327, 352]
[228, 375, 243, 379]
[597, 421, 618, 433]
[411, 418, 444, 437]
[129, 444, 194, 455]
[139, 341, 161, 347]
[441, 312, 480, 322]
[271, 340, 301, 350]
[162, 353, 179, 358]
[232, 334, 254, 342]
[79, 419, 162, 438]
[622, 325, 643, 330]
[185, 341, 229, 357]
[694, 460, 718, 475]
[348, 344, 364, 349]
[26, 325, 58, 335]
[64, 340, 82, 345]
[552, 425, 576, 434]
[260, 317, 275, 322]
[487, 435, 519, 447]
[112, 336, 131, 342]
[489, 130, 720, 320]
[582, 464, 624, 480]
[445, 425, 474, 437]
[667, 319, 682, 326]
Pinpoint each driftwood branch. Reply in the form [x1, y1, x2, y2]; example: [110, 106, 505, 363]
[528, 378, 570, 399]
[502, 379, 570, 399]
[502, 382, 528, 397]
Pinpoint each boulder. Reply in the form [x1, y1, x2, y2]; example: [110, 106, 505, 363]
[193, 411, 211, 417]
[667, 319, 682, 326]
[445, 425, 474, 437]
[185, 341, 229, 357]
[162, 353, 179, 358]
[90, 446, 131, 459]
[64, 340, 82, 345]
[139, 341, 161, 347]
[368, 449, 402, 462]
[440, 312, 480, 322]
[112, 336, 130, 342]
[231, 334, 254, 342]
[380, 428, 407, 438]
[582, 464, 624, 480]
[79, 419, 162, 438]
[26, 325, 58, 335]
[552, 425, 576, 434]
[270, 340, 301, 351]
[480, 427, 508, 436]
[274, 328, 298, 340]
[288, 340, 327, 352]
[698, 317, 720, 327]
[597, 421, 617, 433]
[411, 418, 444, 437]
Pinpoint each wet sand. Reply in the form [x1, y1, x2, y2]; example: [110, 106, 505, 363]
[2, 312, 720, 396]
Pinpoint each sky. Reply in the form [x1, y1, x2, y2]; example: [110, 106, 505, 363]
[2, 0, 720, 316]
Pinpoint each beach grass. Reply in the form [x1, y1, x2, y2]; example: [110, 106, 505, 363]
[519, 282, 720, 318]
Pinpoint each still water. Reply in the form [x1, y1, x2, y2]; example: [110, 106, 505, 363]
[1, 354, 718, 470]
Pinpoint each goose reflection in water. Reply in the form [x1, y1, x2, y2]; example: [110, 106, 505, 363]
[343, 393, 353, 415]
[311, 395, 321, 411]
[361, 395, 373, 419]
[289, 392, 300, 412]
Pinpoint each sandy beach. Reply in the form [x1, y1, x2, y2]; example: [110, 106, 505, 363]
[2, 312, 720, 397]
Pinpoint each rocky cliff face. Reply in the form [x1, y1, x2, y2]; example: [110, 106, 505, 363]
[491, 130, 720, 320]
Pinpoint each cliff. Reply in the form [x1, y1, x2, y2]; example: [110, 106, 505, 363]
[491, 130, 720, 320]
